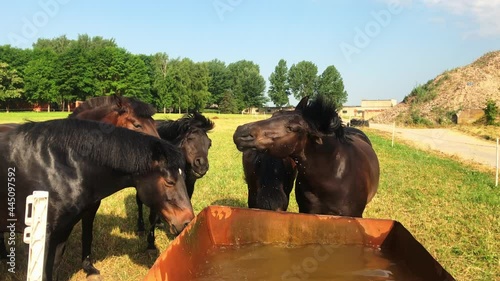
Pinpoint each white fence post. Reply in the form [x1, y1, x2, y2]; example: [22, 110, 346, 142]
[23, 191, 49, 281]
[496, 138, 499, 187]
[392, 122, 396, 147]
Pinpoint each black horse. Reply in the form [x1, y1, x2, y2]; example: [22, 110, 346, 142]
[136, 112, 214, 251]
[0, 118, 194, 281]
[242, 150, 296, 211]
[234, 96, 380, 217]
[67, 95, 161, 278]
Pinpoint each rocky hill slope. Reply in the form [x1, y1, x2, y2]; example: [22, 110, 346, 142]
[373, 51, 500, 124]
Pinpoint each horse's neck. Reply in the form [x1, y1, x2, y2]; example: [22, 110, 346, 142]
[85, 168, 134, 201]
[295, 137, 343, 172]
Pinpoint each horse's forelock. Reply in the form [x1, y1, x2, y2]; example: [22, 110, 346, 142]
[70, 95, 123, 117]
[71, 96, 155, 119]
[301, 95, 345, 139]
[128, 97, 156, 118]
[189, 112, 214, 132]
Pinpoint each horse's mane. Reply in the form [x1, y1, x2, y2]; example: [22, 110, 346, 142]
[69, 95, 156, 118]
[156, 112, 214, 143]
[300, 95, 345, 140]
[14, 119, 183, 174]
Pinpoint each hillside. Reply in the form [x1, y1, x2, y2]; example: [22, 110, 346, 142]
[373, 51, 500, 125]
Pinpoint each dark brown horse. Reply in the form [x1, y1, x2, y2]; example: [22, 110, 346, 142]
[0, 118, 193, 281]
[69, 95, 162, 279]
[136, 112, 214, 251]
[233, 96, 379, 217]
[242, 150, 296, 211]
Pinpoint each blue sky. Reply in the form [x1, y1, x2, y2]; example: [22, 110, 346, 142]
[1, 0, 499, 105]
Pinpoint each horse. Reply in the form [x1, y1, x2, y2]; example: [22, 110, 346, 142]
[69, 95, 159, 137]
[70, 95, 161, 278]
[0, 118, 193, 281]
[0, 123, 19, 133]
[349, 118, 370, 127]
[233, 95, 380, 217]
[0, 95, 162, 279]
[136, 112, 214, 252]
[242, 150, 296, 211]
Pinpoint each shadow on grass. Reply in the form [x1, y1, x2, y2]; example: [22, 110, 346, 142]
[1, 191, 180, 280]
[210, 198, 246, 208]
[0, 195, 249, 280]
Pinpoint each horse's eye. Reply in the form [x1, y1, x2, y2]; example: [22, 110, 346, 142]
[133, 123, 142, 129]
[166, 180, 175, 186]
[286, 126, 293, 132]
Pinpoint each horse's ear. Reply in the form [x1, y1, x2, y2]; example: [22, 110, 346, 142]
[295, 96, 309, 111]
[311, 134, 323, 145]
[112, 95, 129, 115]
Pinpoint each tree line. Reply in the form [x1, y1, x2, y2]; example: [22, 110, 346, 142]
[0, 34, 347, 113]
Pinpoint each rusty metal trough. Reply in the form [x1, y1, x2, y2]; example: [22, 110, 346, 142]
[144, 206, 455, 281]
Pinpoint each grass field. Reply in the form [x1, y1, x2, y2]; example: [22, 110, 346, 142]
[0, 112, 498, 281]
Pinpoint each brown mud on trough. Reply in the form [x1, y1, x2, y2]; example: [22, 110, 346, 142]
[144, 206, 455, 281]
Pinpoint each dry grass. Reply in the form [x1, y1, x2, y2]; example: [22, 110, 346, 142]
[453, 124, 500, 142]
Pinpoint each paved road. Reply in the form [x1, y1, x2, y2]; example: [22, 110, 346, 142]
[369, 123, 499, 168]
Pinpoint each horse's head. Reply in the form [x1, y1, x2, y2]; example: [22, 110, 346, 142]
[111, 98, 160, 138]
[158, 112, 214, 179]
[180, 128, 212, 178]
[71, 95, 160, 138]
[234, 96, 344, 158]
[134, 140, 194, 235]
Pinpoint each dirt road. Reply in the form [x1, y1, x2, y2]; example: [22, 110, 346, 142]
[369, 123, 499, 168]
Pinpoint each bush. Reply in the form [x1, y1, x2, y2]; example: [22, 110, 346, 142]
[483, 99, 499, 125]
[403, 79, 437, 104]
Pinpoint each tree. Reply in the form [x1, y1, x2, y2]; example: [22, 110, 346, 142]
[149, 52, 171, 113]
[316, 65, 348, 105]
[227, 60, 266, 111]
[56, 42, 96, 109]
[24, 49, 59, 111]
[189, 62, 211, 112]
[219, 89, 238, 113]
[165, 58, 192, 113]
[206, 59, 230, 106]
[0, 62, 24, 112]
[288, 61, 318, 100]
[483, 99, 499, 125]
[268, 59, 290, 107]
[0, 45, 33, 76]
[122, 54, 151, 103]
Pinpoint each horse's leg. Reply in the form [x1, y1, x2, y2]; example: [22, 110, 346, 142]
[146, 208, 158, 253]
[136, 191, 145, 235]
[81, 201, 101, 277]
[0, 232, 6, 259]
[44, 230, 72, 281]
[186, 175, 195, 199]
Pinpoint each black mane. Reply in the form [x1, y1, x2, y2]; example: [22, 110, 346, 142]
[69, 95, 156, 118]
[11, 119, 183, 174]
[156, 112, 214, 143]
[301, 95, 345, 140]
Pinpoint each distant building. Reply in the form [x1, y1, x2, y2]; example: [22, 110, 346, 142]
[340, 99, 397, 121]
[241, 106, 295, 115]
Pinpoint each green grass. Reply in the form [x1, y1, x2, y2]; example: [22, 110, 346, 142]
[0, 113, 498, 281]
